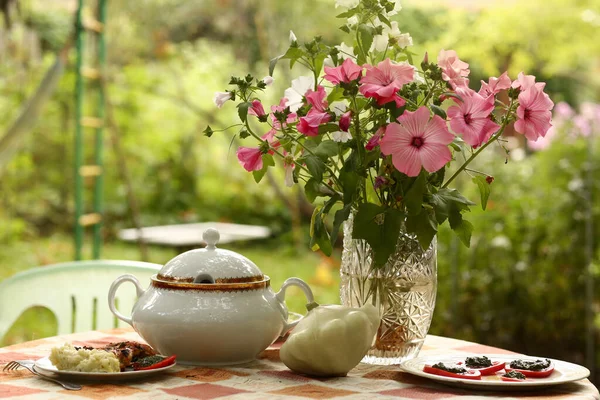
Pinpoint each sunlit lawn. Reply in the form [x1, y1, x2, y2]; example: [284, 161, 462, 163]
[0, 234, 341, 346]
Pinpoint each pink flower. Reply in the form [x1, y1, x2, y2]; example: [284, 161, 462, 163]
[511, 72, 539, 91]
[380, 107, 454, 177]
[324, 58, 363, 84]
[447, 88, 499, 148]
[236, 147, 263, 171]
[339, 111, 351, 132]
[479, 72, 511, 97]
[437, 49, 470, 89]
[359, 59, 413, 106]
[297, 109, 331, 136]
[305, 85, 328, 112]
[248, 100, 266, 117]
[514, 84, 554, 141]
[366, 127, 385, 151]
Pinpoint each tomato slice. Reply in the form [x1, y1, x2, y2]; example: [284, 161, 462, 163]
[423, 365, 482, 380]
[135, 355, 177, 371]
[469, 361, 505, 376]
[504, 363, 554, 378]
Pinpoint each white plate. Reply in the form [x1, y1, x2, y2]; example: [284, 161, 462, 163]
[400, 354, 590, 391]
[34, 357, 176, 381]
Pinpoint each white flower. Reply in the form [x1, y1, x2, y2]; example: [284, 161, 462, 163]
[330, 101, 348, 117]
[372, 21, 412, 52]
[346, 15, 359, 28]
[289, 30, 297, 44]
[323, 56, 335, 68]
[284, 75, 315, 112]
[213, 91, 231, 108]
[335, 0, 359, 9]
[332, 130, 353, 143]
[284, 163, 295, 187]
[262, 76, 274, 86]
[336, 42, 355, 60]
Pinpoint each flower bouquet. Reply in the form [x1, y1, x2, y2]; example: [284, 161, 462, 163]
[207, 0, 553, 363]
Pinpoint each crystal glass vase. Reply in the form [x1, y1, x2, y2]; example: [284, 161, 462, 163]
[340, 215, 437, 365]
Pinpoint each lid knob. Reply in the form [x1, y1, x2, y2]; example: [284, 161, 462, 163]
[203, 228, 220, 250]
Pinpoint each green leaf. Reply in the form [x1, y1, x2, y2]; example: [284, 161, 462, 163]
[406, 209, 438, 250]
[404, 172, 426, 216]
[283, 47, 305, 69]
[352, 203, 404, 267]
[318, 123, 341, 135]
[313, 54, 327, 77]
[237, 102, 251, 123]
[252, 154, 274, 183]
[314, 140, 339, 159]
[431, 188, 474, 225]
[340, 166, 359, 204]
[336, 8, 359, 18]
[269, 55, 282, 77]
[357, 25, 375, 64]
[331, 204, 351, 246]
[203, 125, 214, 137]
[327, 86, 345, 103]
[472, 176, 491, 210]
[448, 210, 473, 247]
[310, 206, 333, 256]
[304, 155, 326, 181]
[377, 13, 392, 27]
[430, 105, 447, 120]
[339, 25, 351, 34]
[304, 178, 335, 202]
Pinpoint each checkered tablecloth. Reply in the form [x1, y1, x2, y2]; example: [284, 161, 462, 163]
[0, 328, 597, 399]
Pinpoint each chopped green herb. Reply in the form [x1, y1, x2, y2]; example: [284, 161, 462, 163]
[132, 355, 165, 369]
[503, 370, 526, 380]
[509, 358, 551, 371]
[432, 362, 467, 374]
[465, 356, 492, 368]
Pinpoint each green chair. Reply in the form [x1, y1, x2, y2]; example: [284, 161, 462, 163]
[0, 260, 161, 342]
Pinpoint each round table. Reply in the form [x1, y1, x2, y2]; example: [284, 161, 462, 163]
[0, 328, 597, 399]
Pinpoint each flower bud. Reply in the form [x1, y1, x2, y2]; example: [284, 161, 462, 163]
[213, 91, 232, 108]
[289, 30, 298, 45]
[262, 76, 274, 86]
[486, 176, 494, 184]
[339, 111, 352, 132]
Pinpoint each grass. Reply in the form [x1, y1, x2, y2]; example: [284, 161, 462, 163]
[0, 234, 341, 346]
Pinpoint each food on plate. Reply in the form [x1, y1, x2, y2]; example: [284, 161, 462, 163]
[502, 370, 527, 382]
[49, 341, 176, 373]
[422, 362, 482, 380]
[103, 341, 156, 370]
[132, 355, 177, 371]
[49, 343, 120, 373]
[463, 356, 505, 375]
[505, 358, 554, 378]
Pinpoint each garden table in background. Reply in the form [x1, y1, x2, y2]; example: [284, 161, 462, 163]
[1, 328, 598, 399]
[117, 222, 271, 253]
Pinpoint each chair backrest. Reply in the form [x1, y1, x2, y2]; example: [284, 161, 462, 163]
[0, 260, 162, 341]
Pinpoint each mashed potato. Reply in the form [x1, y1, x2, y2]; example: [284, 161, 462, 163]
[49, 343, 120, 373]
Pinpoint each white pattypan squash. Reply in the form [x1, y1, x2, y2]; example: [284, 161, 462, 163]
[280, 304, 380, 377]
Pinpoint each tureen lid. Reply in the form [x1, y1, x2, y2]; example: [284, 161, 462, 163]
[157, 228, 264, 284]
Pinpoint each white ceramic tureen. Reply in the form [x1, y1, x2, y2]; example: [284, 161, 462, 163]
[108, 228, 315, 365]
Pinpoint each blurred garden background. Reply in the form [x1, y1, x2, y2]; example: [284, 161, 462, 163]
[1, 0, 600, 384]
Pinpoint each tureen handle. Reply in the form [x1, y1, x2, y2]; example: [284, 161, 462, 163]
[275, 277, 315, 335]
[108, 274, 145, 327]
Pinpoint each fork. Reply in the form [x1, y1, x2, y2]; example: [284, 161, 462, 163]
[3, 361, 82, 391]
